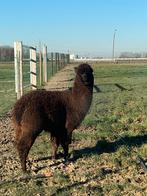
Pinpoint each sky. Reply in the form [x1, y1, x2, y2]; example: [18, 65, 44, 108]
[0, 0, 147, 57]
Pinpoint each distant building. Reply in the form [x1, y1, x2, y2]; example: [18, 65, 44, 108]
[70, 54, 76, 60]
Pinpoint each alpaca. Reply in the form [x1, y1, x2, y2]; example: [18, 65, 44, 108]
[12, 63, 94, 172]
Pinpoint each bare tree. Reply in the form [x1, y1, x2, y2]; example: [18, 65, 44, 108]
[0, 46, 14, 61]
[119, 52, 142, 58]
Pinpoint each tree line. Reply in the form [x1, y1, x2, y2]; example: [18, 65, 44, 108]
[119, 52, 147, 58]
[1, 46, 147, 61]
[0, 46, 14, 61]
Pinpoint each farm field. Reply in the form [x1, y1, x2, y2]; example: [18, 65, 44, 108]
[0, 62, 16, 115]
[0, 62, 147, 195]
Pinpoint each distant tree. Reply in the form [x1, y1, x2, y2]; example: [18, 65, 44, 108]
[0, 46, 14, 61]
[133, 53, 142, 58]
[143, 53, 147, 58]
[119, 52, 141, 58]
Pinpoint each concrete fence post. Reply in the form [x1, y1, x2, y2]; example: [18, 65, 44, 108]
[51, 52, 54, 76]
[43, 45, 48, 83]
[14, 41, 23, 99]
[55, 52, 58, 72]
[39, 50, 42, 86]
[30, 47, 37, 90]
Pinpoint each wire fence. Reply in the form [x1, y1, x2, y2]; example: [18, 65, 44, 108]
[0, 41, 70, 116]
[0, 61, 15, 115]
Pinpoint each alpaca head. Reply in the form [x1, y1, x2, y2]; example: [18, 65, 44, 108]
[75, 63, 94, 86]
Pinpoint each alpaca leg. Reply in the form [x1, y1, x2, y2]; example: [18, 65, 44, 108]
[61, 142, 69, 160]
[15, 126, 27, 172]
[51, 136, 59, 159]
[16, 131, 38, 172]
[18, 145, 27, 172]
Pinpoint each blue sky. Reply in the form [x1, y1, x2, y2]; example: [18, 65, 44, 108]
[0, 0, 147, 57]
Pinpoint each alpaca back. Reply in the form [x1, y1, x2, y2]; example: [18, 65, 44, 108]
[12, 90, 67, 127]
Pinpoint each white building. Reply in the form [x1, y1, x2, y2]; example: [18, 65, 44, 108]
[70, 54, 76, 60]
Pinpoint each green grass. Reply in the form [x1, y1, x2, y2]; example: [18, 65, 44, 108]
[1, 62, 147, 195]
[0, 62, 16, 115]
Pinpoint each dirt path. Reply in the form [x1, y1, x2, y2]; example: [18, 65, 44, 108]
[44, 64, 75, 90]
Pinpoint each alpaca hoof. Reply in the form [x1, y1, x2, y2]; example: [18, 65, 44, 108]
[64, 153, 71, 162]
[22, 169, 30, 174]
[52, 156, 57, 161]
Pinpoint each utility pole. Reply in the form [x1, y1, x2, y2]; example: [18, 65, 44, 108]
[112, 29, 117, 60]
[39, 41, 42, 86]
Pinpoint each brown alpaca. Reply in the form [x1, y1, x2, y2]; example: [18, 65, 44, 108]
[12, 63, 94, 172]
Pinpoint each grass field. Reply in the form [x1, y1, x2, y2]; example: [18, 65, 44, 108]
[0, 62, 16, 115]
[0, 62, 147, 195]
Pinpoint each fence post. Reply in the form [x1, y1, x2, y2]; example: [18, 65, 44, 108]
[43, 45, 48, 83]
[60, 53, 62, 68]
[51, 52, 54, 76]
[63, 54, 65, 67]
[14, 41, 23, 99]
[39, 50, 42, 86]
[55, 52, 58, 72]
[67, 54, 70, 64]
[30, 47, 37, 90]
[57, 53, 60, 70]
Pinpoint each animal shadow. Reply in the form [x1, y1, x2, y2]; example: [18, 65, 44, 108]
[93, 85, 101, 93]
[72, 134, 147, 160]
[115, 83, 133, 91]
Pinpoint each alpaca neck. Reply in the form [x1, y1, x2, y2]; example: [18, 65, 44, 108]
[65, 74, 93, 130]
[72, 75, 93, 116]
[72, 75, 93, 97]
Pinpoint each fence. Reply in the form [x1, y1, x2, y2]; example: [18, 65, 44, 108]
[14, 41, 70, 99]
[0, 61, 15, 116]
[0, 41, 70, 115]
